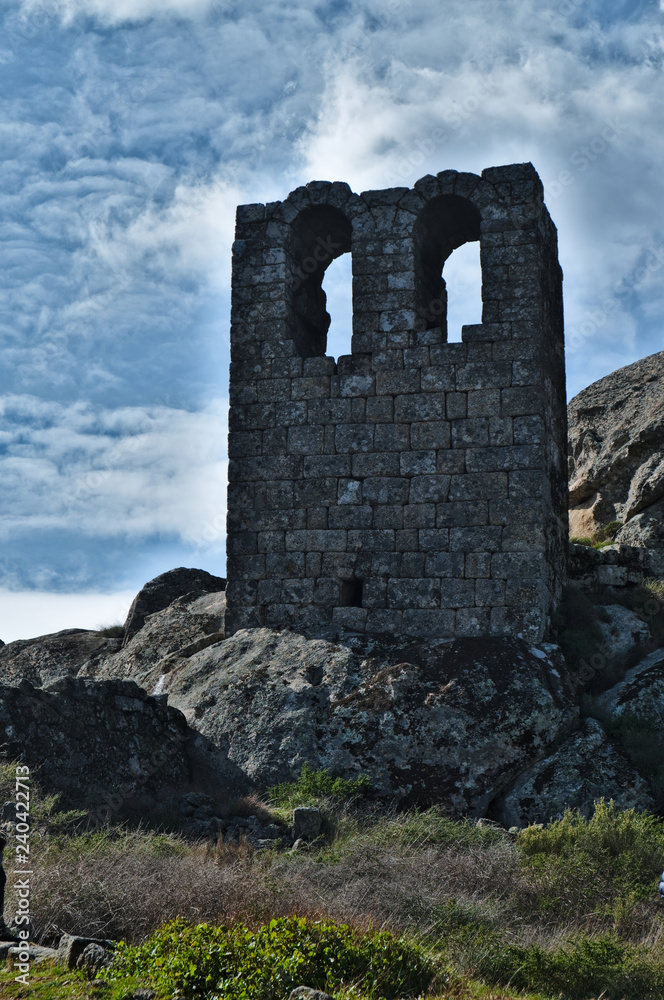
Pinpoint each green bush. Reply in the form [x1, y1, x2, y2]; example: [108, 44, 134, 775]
[103, 915, 438, 1000]
[267, 763, 372, 810]
[517, 800, 664, 909]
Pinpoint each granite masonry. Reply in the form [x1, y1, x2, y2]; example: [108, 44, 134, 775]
[226, 163, 568, 642]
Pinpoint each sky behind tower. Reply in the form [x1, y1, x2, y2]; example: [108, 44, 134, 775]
[1, 0, 663, 639]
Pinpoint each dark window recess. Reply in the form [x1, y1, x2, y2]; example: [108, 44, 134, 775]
[340, 578, 363, 608]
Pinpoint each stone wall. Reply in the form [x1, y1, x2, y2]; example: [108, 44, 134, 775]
[226, 163, 568, 642]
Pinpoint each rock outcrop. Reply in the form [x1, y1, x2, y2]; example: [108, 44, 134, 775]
[0, 629, 121, 688]
[568, 351, 664, 570]
[149, 627, 575, 815]
[494, 718, 655, 827]
[93, 590, 226, 690]
[0, 676, 246, 815]
[595, 647, 664, 725]
[3, 564, 664, 825]
[122, 567, 225, 642]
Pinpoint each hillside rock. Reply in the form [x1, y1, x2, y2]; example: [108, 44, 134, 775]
[93, 590, 226, 690]
[151, 627, 575, 815]
[493, 718, 655, 827]
[0, 676, 246, 815]
[598, 605, 651, 657]
[0, 629, 121, 688]
[122, 567, 226, 643]
[595, 647, 664, 726]
[568, 351, 664, 561]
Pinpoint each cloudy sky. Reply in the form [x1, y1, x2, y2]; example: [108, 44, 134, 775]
[1, 0, 662, 640]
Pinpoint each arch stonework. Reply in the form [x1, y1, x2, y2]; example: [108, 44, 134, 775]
[226, 163, 567, 642]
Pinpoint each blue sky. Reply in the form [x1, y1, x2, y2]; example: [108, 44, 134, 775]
[1, 0, 663, 640]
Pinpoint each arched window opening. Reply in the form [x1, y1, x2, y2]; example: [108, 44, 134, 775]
[443, 240, 482, 342]
[288, 205, 352, 358]
[322, 251, 353, 361]
[413, 194, 481, 341]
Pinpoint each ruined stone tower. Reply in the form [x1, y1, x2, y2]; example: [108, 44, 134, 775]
[226, 162, 567, 642]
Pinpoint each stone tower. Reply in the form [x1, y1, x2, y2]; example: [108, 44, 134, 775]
[225, 162, 567, 642]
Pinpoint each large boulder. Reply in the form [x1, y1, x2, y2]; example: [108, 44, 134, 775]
[94, 590, 226, 690]
[0, 676, 246, 814]
[568, 351, 664, 567]
[595, 647, 664, 726]
[122, 567, 226, 643]
[0, 629, 121, 688]
[493, 718, 655, 827]
[150, 627, 576, 815]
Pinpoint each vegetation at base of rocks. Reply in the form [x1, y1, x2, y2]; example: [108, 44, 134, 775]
[267, 764, 373, 813]
[7, 797, 664, 999]
[101, 915, 438, 999]
[0, 761, 86, 834]
[570, 520, 622, 549]
[94, 622, 124, 637]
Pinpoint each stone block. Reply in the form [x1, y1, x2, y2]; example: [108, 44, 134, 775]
[410, 420, 451, 449]
[436, 501, 489, 527]
[409, 475, 451, 503]
[450, 526, 502, 552]
[362, 477, 410, 504]
[403, 503, 436, 528]
[387, 578, 440, 608]
[424, 552, 465, 577]
[335, 424, 375, 453]
[401, 609, 455, 636]
[373, 504, 404, 529]
[292, 806, 323, 841]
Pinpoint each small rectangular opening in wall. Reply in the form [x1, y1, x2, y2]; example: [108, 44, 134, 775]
[340, 578, 363, 608]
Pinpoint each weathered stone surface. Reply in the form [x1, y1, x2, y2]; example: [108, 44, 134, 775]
[228, 165, 567, 643]
[494, 718, 655, 828]
[568, 351, 664, 554]
[615, 496, 664, 577]
[293, 806, 322, 841]
[57, 933, 113, 971]
[0, 629, 121, 687]
[123, 567, 226, 642]
[76, 942, 113, 976]
[598, 605, 651, 657]
[595, 647, 664, 726]
[8, 943, 57, 964]
[0, 677, 246, 814]
[153, 627, 575, 815]
[94, 590, 226, 692]
[289, 989, 333, 1000]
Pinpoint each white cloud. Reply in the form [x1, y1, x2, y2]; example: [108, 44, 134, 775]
[0, 395, 228, 543]
[19, 0, 219, 26]
[0, 588, 137, 643]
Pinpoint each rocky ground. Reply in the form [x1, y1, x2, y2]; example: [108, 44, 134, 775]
[0, 563, 662, 835]
[568, 349, 664, 574]
[0, 354, 663, 836]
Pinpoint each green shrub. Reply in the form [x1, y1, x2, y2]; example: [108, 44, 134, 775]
[103, 916, 438, 1000]
[96, 622, 124, 637]
[517, 800, 664, 908]
[569, 535, 594, 547]
[268, 764, 372, 810]
[369, 809, 506, 851]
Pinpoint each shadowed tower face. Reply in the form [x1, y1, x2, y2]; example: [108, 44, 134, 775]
[226, 163, 567, 643]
